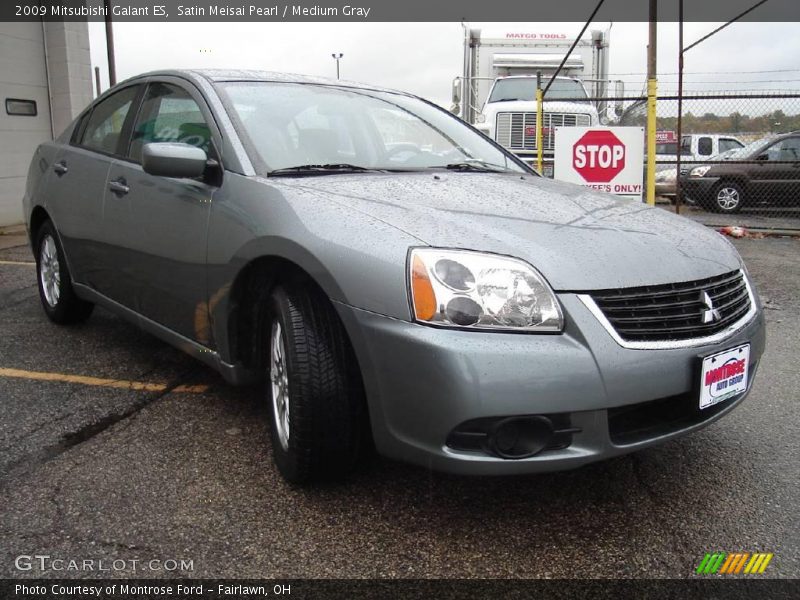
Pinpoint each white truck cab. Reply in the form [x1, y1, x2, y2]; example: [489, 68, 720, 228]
[452, 28, 618, 175]
[474, 76, 600, 172]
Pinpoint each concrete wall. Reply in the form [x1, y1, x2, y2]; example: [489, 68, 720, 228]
[0, 21, 92, 226]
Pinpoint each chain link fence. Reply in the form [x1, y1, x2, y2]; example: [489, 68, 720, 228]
[500, 91, 800, 230]
[626, 92, 800, 230]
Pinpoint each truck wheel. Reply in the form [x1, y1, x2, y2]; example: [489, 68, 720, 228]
[264, 283, 366, 483]
[712, 182, 744, 213]
[35, 220, 94, 324]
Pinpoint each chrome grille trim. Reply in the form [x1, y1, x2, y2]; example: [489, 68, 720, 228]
[495, 112, 592, 151]
[578, 270, 758, 350]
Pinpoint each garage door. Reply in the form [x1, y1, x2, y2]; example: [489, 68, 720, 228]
[0, 22, 53, 226]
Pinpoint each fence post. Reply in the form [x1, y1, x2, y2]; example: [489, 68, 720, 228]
[536, 74, 544, 175]
[646, 79, 657, 206]
[646, 0, 657, 206]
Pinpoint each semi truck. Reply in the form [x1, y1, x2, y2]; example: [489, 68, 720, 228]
[451, 27, 622, 174]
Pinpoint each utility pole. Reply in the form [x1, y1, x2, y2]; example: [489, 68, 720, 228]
[331, 53, 343, 80]
[645, 0, 657, 206]
[104, 0, 116, 86]
[676, 0, 684, 214]
[94, 66, 102, 97]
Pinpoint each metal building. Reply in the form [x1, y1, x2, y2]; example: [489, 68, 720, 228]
[0, 21, 92, 226]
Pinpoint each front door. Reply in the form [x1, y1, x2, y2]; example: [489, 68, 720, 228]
[104, 79, 220, 343]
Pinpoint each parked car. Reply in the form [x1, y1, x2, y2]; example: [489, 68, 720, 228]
[680, 132, 800, 213]
[651, 134, 743, 174]
[23, 70, 765, 483]
[655, 147, 739, 200]
[679, 134, 744, 161]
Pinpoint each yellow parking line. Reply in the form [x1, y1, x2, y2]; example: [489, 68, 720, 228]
[0, 260, 35, 266]
[0, 367, 208, 394]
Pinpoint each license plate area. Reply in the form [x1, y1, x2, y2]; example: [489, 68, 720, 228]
[700, 344, 750, 410]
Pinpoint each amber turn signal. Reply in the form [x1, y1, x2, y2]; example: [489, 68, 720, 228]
[411, 254, 437, 321]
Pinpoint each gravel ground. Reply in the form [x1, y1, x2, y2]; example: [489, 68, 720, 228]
[0, 235, 797, 579]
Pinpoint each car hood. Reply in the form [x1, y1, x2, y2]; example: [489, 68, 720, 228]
[276, 172, 741, 291]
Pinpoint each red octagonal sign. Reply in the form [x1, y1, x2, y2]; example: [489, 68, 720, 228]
[572, 130, 626, 183]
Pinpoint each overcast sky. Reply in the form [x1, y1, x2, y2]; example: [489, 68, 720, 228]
[88, 21, 800, 108]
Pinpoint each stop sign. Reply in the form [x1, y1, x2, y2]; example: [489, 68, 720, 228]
[572, 130, 626, 183]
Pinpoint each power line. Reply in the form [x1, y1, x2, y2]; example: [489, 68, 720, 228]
[605, 68, 800, 77]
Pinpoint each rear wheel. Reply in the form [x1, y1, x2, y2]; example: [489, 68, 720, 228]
[35, 220, 94, 324]
[263, 282, 366, 483]
[711, 181, 744, 214]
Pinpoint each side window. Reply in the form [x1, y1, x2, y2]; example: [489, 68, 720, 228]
[697, 137, 713, 156]
[129, 82, 213, 162]
[79, 86, 139, 155]
[718, 138, 740, 153]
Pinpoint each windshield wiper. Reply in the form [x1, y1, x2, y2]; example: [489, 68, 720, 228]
[488, 97, 525, 103]
[269, 164, 383, 176]
[439, 160, 512, 173]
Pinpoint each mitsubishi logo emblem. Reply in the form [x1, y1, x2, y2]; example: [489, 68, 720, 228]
[701, 291, 721, 324]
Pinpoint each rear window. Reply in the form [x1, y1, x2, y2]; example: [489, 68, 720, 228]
[655, 142, 690, 155]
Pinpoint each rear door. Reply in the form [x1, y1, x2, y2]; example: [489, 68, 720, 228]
[104, 78, 220, 342]
[45, 84, 142, 292]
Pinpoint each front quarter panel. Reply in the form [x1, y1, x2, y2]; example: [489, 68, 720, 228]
[206, 173, 424, 362]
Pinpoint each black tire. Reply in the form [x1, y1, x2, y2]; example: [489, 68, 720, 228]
[711, 181, 744, 214]
[34, 220, 94, 324]
[263, 282, 366, 483]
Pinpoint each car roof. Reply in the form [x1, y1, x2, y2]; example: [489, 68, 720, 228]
[122, 68, 405, 95]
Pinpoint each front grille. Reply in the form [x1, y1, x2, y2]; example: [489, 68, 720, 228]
[495, 112, 592, 151]
[590, 270, 751, 342]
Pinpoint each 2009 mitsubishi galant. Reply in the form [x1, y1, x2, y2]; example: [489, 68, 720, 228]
[23, 70, 765, 483]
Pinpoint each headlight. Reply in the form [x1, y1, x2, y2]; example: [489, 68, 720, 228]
[408, 248, 563, 332]
[475, 113, 486, 123]
[689, 165, 711, 177]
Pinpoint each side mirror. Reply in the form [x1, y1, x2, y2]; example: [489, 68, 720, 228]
[755, 153, 769, 161]
[142, 142, 208, 178]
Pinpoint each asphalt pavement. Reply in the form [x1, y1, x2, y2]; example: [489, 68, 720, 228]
[0, 233, 798, 579]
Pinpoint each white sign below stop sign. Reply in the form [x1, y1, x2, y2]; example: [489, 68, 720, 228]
[554, 126, 644, 199]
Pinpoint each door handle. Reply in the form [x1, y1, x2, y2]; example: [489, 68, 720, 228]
[108, 178, 130, 196]
[53, 162, 68, 176]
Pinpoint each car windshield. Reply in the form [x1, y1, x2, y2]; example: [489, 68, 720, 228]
[487, 78, 590, 103]
[727, 136, 778, 160]
[220, 82, 526, 174]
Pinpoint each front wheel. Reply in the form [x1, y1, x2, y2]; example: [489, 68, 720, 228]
[711, 182, 744, 213]
[264, 283, 366, 483]
[35, 220, 94, 324]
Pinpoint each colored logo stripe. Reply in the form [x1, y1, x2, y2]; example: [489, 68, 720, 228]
[696, 552, 773, 574]
[745, 553, 773, 574]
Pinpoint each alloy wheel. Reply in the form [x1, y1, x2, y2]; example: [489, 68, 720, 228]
[716, 186, 741, 211]
[270, 320, 290, 450]
[39, 234, 61, 307]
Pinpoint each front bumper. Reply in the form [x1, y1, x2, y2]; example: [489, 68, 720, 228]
[335, 293, 765, 476]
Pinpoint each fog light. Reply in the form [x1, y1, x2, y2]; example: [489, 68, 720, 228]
[487, 416, 554, 459]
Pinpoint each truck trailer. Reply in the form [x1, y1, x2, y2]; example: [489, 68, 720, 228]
[452, 27, 622, 174]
